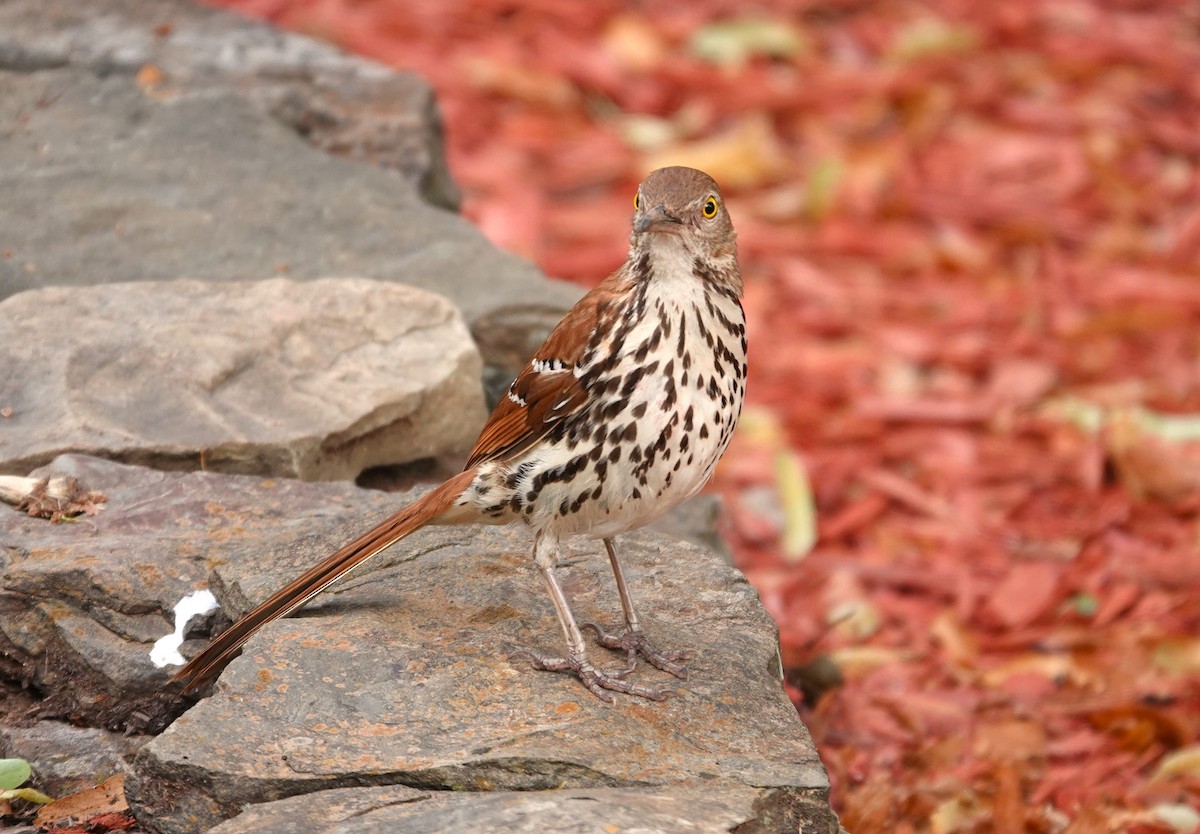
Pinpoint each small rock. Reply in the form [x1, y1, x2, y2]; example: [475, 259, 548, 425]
[0, 722, 147, 798]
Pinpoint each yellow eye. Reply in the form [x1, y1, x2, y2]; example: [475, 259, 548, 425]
[634, 192, 641, 210]
[702, 197, 718, 218]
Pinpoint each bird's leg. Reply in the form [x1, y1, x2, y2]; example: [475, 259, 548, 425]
[517, 532, 672, 702]
[580, 537, 692, 680]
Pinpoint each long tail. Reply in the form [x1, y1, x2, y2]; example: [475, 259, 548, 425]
[172, 469, 477, 692]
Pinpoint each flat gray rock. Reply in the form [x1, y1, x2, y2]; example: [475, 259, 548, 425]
[0, 455, 831, 833]
[207, 783, 830, 834]
[0, 0, 456, 206]
[0, 721, 147, 798]
[126, 476, 829, 833]
[0, 54, 581, 333]
[0, 277, 486, 479]
[0, 454, 413, 730]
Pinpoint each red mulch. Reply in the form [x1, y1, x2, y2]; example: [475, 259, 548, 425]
[201, 1, 1200, 830]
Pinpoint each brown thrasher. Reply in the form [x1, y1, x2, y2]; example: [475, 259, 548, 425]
[172, 166, 747, 702]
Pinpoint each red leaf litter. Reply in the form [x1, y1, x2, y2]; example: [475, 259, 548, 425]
[205, 1, 1200, 829]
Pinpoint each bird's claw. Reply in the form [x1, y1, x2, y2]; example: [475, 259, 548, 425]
[512, 647, 676, 702]
[580, 623, 692, 680]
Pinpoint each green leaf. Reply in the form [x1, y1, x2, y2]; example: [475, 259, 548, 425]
[1068, 592, 1098, 617]
[0, 758, 31, 791]
[1039, 396, 1106, 434]
[0, 787, 53, 805]
[1131, 408, 1200, 442]
[690, 19, 807, 68]
[775, 450, 817, 561]
[888, 17, 978, 62]
[804, 157, 842, 222]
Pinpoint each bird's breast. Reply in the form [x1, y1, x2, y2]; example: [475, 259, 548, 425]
[465, 269, 747, 540]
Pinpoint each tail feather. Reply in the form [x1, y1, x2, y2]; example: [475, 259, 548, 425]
[173, 469, 477, 692]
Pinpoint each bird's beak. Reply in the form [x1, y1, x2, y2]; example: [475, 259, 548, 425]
[634, 205, 682, 235]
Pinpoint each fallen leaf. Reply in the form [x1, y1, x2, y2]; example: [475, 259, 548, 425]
[689, 18, 808, 68]
[887, 17, 979, 62]
[1107, 409, 1200, 500]
[603, 14, 668, 73]
[775, 449, 817, 560]
[972, 718, 1047, 764]
[1153, 637, 1200, 676]
[1152, 746, 1200, 782]
[929, 790, 982, 834]
[980, 562, 1063, 630]
[1150, 803, 1200, 833]
[0, 759, 30, 790]
[1088, 704, 1191, 753]
[34, 774, 127, 829]
[0, 788, 53, 805]
[643, 114, 787, 191]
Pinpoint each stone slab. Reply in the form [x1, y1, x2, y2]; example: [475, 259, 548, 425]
[0, 278, 486, 480]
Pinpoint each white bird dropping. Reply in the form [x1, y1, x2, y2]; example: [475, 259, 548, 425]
[151, 589, 219, 668]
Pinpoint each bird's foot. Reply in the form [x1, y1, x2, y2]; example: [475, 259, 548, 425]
[580, 623, 692, 680]
[513, 648, 676, 703]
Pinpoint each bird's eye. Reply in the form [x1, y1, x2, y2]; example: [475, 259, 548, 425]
[634, 192, 641, 210]
[702, 197, 718, 218]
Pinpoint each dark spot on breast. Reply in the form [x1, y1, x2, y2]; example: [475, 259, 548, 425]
[648, 326, 663, 352]
[504, 460, 536, 490]
[633, 338, 652, 363]
[621, 365, 647, 397]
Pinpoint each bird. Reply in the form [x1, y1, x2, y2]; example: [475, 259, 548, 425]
[172, 166, 747, 702]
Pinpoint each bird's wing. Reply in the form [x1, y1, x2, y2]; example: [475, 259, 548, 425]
[465, 276, 626, 468]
